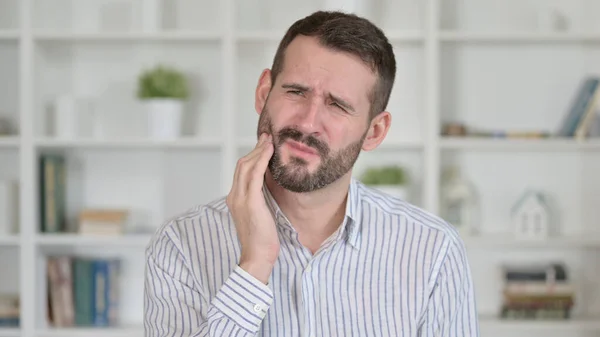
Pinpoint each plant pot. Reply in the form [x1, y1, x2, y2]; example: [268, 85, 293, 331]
[372, 185, 409, 201]
[144, 98, 183, 140]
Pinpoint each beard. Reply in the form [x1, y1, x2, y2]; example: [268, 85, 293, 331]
[257, 105, 366, 193]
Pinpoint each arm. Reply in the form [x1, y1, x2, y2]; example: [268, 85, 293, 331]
[420, 238, 480, 337]
[143, 230, 274, 337]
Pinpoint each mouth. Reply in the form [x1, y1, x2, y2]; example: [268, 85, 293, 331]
[285, 140, 319, 156]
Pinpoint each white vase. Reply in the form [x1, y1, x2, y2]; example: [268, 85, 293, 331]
[53, 95, 76, 139]
[142, 0, 162, 32]
[144, 98, 183, 140]
[373, 185, 409, 201]
[51, 95, 97, 139]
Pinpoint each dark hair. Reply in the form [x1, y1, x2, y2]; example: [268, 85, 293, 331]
[270, 10, 396, 120]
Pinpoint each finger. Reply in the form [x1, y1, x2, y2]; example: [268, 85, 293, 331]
[238, 135, 272, 195]
[235, 134, 271, 197]
[240, 142, 272, 194]
[249, 136, 274, 193]
[238, 133, 270, 169]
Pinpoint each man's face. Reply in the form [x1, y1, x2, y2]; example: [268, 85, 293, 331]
[256, 35, 378, 193]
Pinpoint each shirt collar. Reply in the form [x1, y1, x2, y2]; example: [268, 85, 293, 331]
[262, 178, 363, 250]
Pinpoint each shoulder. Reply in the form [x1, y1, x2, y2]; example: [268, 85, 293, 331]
[356, 181, 471, 283]
[357, 180, 467, 260]
[145, 195, 231, 257]
[358, 182, 460, 241]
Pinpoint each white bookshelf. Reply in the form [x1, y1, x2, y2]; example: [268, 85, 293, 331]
[440, 31, 600, 42]
[0, 137, 19, 148]
[440, 136, 600, 151]
[0, 0, 599, 336]
[0, 328, 19, 337]
[34, 137, 223, 150]
[0, 236, 19, 247]
[35, 326, 143, 337]
[478, 315, 600, 331]
[34, 234, 152, 248]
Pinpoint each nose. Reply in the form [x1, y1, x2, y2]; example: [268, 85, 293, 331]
[294, 98, 322, 136]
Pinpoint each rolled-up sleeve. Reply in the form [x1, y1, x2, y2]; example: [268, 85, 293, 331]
[144, 229, 274, 337]
[421, 237, 480, 337]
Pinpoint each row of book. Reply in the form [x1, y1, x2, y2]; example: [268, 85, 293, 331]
[47, 256, 120, 327]
[441, 75, 600, 139]
[500, 262, 574, 320]
[0, 294, 18, 327]
[40, 153, 129, 236]
[557, 76, 600, 140]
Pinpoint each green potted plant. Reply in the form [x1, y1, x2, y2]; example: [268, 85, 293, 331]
[360, 165, 409, 200]
[137, 64, 189, 139]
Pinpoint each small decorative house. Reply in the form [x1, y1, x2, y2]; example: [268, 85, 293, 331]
[511, 190, 551, 240]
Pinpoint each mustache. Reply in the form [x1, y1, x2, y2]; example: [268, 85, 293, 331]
[277, 127, 329, 156]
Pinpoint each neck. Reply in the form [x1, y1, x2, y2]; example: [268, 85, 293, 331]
[265, 170, 352, 249]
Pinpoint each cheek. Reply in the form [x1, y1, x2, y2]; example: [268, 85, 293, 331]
[324, 117, 358, 144]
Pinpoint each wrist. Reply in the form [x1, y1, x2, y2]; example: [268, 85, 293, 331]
[239, 259, 274, 285]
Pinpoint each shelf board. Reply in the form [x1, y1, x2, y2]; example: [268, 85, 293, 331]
[0, 235, 20, 247]
[462, 233, 600, 249]
[236, 31, 286, 42]
[237, 138, 423, 150]
[34, 31, 222, 42]
[440, 136, 600, 151]
[236, 30, 423, 43]
[0, 137, 19, 148]
[36, 325, 142, 337]
[377, 139, 423, 150]
[479, 315, 600, 330]
[0, 328, 20, 337]
[0, 30, 18, 40]
[440, 31, 600, 42]
[386, 30, 424, 42]
[35, 137, 223, 150]
[35, 233, 152, 248]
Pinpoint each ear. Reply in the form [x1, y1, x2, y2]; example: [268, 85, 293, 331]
[361, 111, 391, 151]
[255, 68, 272, 116]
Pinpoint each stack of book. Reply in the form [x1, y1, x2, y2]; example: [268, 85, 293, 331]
[500, 262, 574, 320]
[78, 209, 128, 236]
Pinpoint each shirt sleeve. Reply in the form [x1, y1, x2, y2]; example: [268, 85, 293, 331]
[143, 229, 274, 337]
[420, 237, 480, 337]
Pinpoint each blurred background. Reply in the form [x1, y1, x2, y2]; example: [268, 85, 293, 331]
[0, 0, 599, 336]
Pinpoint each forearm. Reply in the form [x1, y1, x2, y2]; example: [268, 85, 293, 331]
[198, 266, 273, 335]
[144, 255, 273, 337]
[420, 238, 480, 337]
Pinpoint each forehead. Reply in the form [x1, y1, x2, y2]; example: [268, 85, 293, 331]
[277, 36, 376, 100]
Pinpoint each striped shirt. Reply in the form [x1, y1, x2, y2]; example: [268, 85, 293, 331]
[144, 178, 480, 336]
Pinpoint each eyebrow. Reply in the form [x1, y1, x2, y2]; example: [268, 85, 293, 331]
[281, 82, 356, 112]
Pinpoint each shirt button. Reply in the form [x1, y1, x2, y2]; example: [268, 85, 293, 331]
[253, 304, 262, 313]
[305, 265, 311, 272]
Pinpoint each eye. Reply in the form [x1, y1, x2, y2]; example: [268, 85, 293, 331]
[288, 90, 303, 96]
[331, 102, 346, 112]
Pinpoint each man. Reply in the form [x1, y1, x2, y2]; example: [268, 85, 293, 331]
[144, 10, 479, 337]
